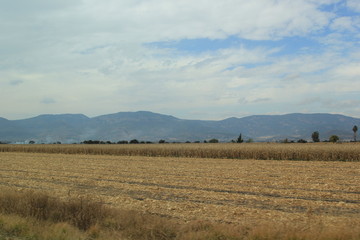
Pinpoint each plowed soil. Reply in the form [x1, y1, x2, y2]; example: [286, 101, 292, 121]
[1, 152, 359, 227]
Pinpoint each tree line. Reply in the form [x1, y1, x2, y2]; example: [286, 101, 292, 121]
[309, 125, 358, 143]
[1, 125, 358, 144]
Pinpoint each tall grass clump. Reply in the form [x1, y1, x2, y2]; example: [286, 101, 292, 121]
[0, 190, 106, 230]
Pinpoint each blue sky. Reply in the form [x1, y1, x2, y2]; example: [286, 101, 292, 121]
[0, 0, 359, 120]
[148, 36, 325, 59]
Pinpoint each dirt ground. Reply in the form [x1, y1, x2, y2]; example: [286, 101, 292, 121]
[0, 152, 359, 227]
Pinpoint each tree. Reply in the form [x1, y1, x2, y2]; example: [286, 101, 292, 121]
[209, 138, 219, 143]
[237, 134, 244, 143]
[329, 135, 339, 143]
[353, 125, 358, 142]
[311, 131, 320, 142]
[129, 139, 139, 144]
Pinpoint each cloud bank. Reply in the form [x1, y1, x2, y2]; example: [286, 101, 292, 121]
[0, 0, 359, 120]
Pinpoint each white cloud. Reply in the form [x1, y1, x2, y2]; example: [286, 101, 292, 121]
[74, 0, 333, 41]
[0, 0, 335, 51]
[333, 63, 360, 78]
[330, 16, 360, 32]
[347, 0, 360, 12]
[0, 0, 359, 119]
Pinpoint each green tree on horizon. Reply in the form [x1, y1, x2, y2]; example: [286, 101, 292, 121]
[329, 135, 339, 143]
[311, 131, 320, 142]
[237, 134, 244, 143]
[353, 125, 358, 142]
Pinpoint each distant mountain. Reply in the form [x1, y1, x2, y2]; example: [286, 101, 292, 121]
[0, 111, 359, 143]
[12, 114, 90, 143]
[217, 113, 360, 141]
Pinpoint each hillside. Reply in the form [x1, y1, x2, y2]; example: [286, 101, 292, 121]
[0, 111, 359, 143]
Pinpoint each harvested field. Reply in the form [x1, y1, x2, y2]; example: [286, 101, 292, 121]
[0, 151, 359, 233]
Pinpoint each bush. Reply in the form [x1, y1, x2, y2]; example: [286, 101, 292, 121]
[329, 135, 339, 143]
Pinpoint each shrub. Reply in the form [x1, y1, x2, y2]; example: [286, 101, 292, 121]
[329, 135, 339, 143]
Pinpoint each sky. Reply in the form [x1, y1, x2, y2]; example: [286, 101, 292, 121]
[1, 0, 359, 120]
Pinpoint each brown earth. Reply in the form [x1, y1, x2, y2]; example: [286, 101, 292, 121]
[0, 152, 359, 229]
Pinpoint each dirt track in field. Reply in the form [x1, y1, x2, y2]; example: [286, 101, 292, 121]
[0, 152, 359, 226]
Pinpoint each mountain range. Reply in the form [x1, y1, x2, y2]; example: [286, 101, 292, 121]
[0, 111, 359, 143]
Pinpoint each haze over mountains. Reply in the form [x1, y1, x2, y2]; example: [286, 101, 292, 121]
[0, 111, 359, 143]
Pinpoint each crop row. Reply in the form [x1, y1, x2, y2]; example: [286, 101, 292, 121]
[1, 143, 360, 161]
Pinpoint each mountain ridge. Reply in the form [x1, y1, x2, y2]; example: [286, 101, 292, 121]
[0, 111, 359, 143]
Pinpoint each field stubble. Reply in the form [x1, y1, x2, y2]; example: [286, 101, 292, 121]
[0, 146, 359, 236]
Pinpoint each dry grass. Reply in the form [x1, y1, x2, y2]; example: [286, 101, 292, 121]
[1, 142, 360, 161]
[0, 189, 106, 230]
[0, 189, 178, 240]
[0, 214, 88, 240]
[1, 189, 359, 240]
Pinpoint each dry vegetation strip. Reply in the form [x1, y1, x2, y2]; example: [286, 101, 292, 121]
[0, 191, 358, 240]
[0, 151, 360, 239]
[1, 142, 360, 161]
